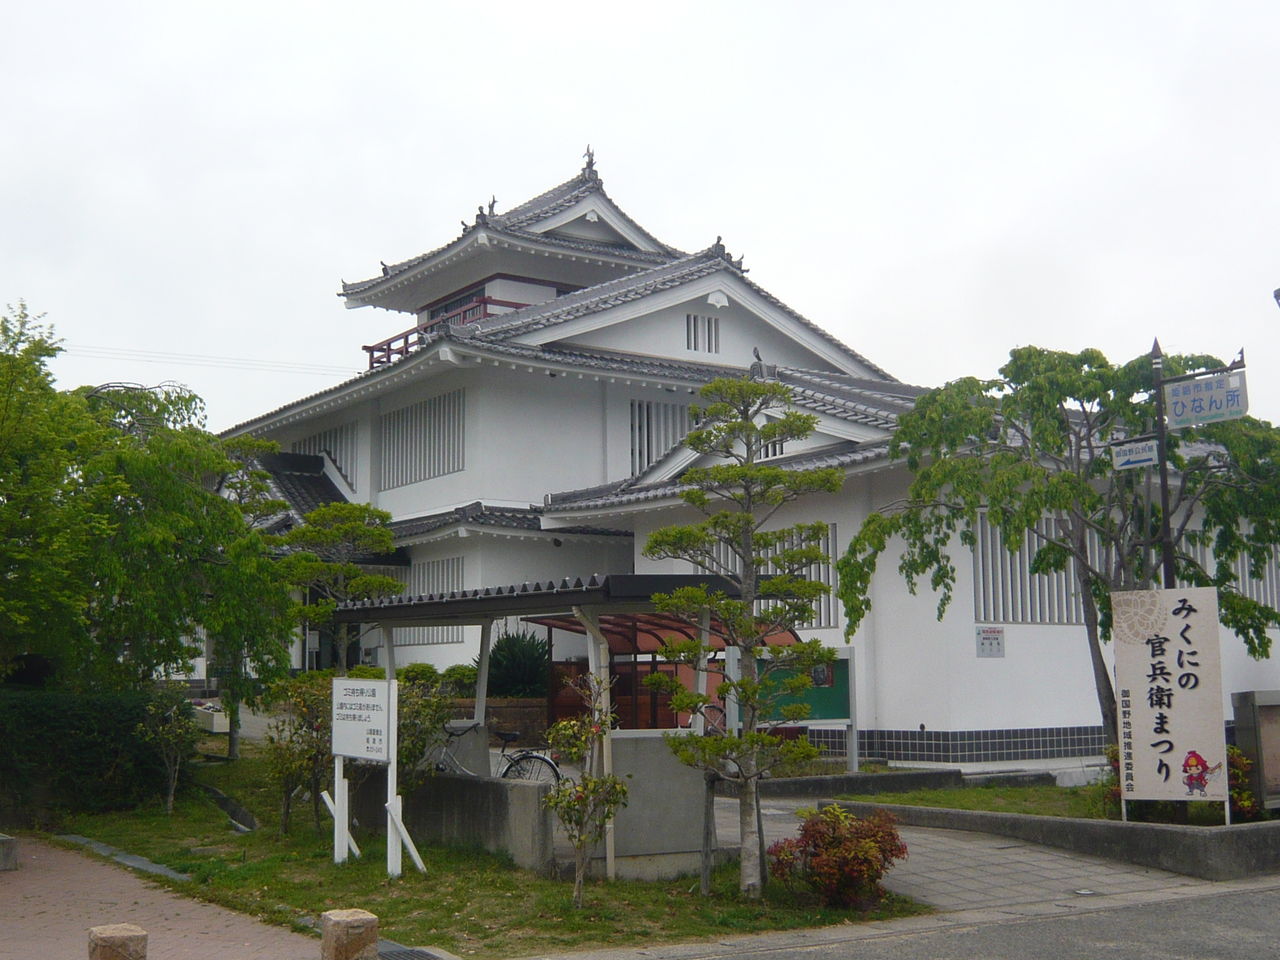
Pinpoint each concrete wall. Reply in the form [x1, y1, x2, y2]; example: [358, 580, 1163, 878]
[352, 767, 554, 874]
[588, 731, 707, 879]
[835, 799, 1280, 881]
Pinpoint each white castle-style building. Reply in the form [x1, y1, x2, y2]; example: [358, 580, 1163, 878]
[225, 154, 1280, 765]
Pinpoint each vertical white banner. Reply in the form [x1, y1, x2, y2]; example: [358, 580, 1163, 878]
[1113, 587, 1226, 802]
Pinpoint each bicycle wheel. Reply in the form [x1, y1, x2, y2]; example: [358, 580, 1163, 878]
[502, 753, 561, 785]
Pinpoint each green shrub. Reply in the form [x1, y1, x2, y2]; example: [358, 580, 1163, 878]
[441, 663, 478, 698]
[768, 805, 907, 908]
[1227, 745, 1265, 822]
[346, 665, 385, 679]
[480, 631, 549, 698]
[0, 688, 169, 823]
[398, 662, 441, 687]
[1092, 742, 1267, 823]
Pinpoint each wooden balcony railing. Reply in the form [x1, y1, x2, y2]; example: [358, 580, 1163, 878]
[362, 297, 526, 369]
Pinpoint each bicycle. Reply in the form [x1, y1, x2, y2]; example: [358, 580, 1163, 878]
[430, 720, 562, 784]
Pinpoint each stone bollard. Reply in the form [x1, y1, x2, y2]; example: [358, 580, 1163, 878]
[88, 923, 147, 960]
[320, 908, 379, 960]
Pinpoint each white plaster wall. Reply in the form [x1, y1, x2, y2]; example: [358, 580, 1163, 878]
[486, 278, 557, 307]
[468, 365, 614, 503]
[627, 464, 1119, 735]
[559, 301, 844, 374]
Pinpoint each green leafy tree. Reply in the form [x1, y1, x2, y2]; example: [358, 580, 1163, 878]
[0, 304, 111, 670]
[0, 304, 294, 693]
[642, 376, 842, 899]
[135, 683, 200, 814]
[545, 673, 629, 908]
[837, 346, 1280, 742]
[273, 502, 404, 674]
[70, 382, 298, 691]
[265, 672, 332, 833]
[205, 436, 293, 759]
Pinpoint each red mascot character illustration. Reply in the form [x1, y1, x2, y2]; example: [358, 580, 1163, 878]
[1181, 750, 1223, 797]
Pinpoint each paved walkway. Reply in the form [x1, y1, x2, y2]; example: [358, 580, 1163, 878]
[7, 802, 1280, 960]
[745, 796, 1225, 916]
[0, 838, 316, 960]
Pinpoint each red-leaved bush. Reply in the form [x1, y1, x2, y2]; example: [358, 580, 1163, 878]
[768, 804, 907, 907]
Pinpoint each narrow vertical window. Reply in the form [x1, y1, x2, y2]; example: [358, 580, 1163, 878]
[685, 314, 720, 354]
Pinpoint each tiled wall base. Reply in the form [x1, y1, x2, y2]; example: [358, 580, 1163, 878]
[806, 725, 1107, 763]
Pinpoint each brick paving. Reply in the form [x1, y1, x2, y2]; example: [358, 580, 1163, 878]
[0, 837, 316, 960]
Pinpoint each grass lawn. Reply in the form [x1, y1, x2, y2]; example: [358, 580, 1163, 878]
[837, 782, 1242, 826]
[838, 784, 1106, 818]
[50, 739, 927, 958]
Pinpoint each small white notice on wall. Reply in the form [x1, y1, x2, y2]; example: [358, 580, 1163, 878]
[976, 626, 1005, 658]
[332, 678, 392, 762]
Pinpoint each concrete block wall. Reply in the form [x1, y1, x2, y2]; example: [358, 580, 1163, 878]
[352, 768, 553, 873]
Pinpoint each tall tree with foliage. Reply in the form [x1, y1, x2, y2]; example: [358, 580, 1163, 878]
[642, 376, 841, 899]
[273, 502, 404, 674]
[0, 304, 110, 669]
[0, 304, 295, 690]
[837, 346, 1280, 741]
[204, 436, 294, 758]
[74, 383, 297, 689]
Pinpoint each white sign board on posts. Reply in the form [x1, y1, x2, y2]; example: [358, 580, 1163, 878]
[1164, 370, 1248, 430]
[332, 678, 391, 763]
[1113, 587, 1226, 802]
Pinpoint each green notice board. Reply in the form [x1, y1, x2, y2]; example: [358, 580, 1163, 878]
[762, 658, 850, 721]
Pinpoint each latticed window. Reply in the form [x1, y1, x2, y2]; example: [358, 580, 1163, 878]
[394, 557, 464, 646]
[685, 314, 720, 354]
[711, 524, 838, 629]
[970, 512, 1280, 624]
[379, 389, 465, 489]
[292, 421, 358, 487]
[629, 399, 691, 476]
[972, 513, 1089, 625]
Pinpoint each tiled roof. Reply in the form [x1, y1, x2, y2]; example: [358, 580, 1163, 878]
[258, 452, 347, 517]
[340, 167, 681, 298]
[778, 368, 928, 429]
[472, 247, 895, 381]
[332, 573, 743, 624]
[465, 336, 740, 382]
[543, 439, 894, 513]
[390, 500, 632, 541]
[489, 169, 681, 257]
[471, 251, 729, 339]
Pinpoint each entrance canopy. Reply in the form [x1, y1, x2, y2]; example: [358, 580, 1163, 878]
[524, 612, 796, 655]
[335, 573, 750, 629]
[333, 572, 799, 656]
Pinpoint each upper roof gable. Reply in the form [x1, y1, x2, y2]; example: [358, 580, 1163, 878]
[339, 158, 682, 307]
[496, 160, 681, 255]
[471, 244, 897, 381]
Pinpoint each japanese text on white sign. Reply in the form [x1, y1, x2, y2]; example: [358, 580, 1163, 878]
[332, 678, 391, 762]
[1164, 371, 1248, 430]
[1113, 587, 1225, 802]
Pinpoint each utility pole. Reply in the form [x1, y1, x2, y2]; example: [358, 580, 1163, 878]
[1150, 339, 1177, 589]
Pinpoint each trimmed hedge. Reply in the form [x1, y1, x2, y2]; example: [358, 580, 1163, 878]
[0, 688, 169, 825]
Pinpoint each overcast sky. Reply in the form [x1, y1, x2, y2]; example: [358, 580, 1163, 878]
[3, 1, 1277, 432]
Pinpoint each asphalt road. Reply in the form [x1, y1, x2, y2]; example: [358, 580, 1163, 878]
[549, 885, 1280, 960]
